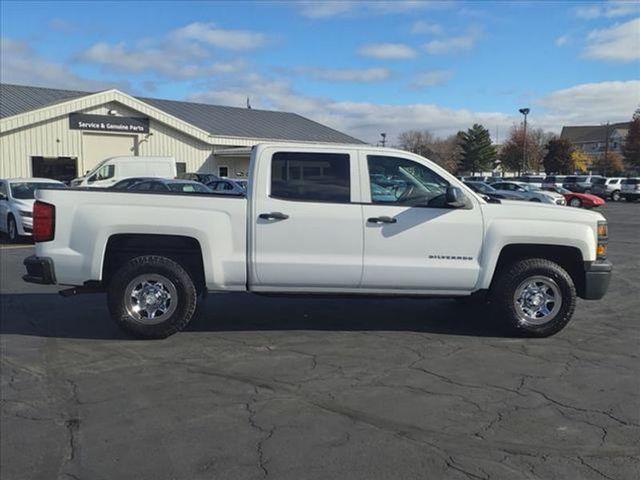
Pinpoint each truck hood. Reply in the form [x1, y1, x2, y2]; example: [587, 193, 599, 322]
[482, 199, 605, 224]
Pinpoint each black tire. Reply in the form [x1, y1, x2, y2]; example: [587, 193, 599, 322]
[107, 255, 198, 339]
[491, 258, 576, 337]
[7, 215, 19, 243]
[625, 196, 635, 203]
[569, 197, 582, 208]
[611, 190, 621, 202]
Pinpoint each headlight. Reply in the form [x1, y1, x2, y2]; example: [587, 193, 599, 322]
[597, 221, 608, 260]
[19, 210, 32, 218]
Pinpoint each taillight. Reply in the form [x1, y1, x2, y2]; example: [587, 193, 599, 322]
[33, 201, 55, 242]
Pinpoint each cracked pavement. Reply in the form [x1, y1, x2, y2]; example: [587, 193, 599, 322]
[1, 202, 639, 480]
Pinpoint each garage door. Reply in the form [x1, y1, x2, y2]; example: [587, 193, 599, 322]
[82, 133, 138, 173]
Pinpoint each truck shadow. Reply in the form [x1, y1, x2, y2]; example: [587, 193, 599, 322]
[0, 292, 512, 340]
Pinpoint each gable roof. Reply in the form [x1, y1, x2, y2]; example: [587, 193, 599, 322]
[0, 83, 364, 144]
[560, 122, 630, 144]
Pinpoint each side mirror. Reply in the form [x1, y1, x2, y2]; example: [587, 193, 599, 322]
[0, 193, 7, 201]
[446, 186, 471, 208]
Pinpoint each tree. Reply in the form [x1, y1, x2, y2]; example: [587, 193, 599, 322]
[623, 108, 640, 169]
[571, 150, 591, 173]
[592, 151, 624, 175]
[543, 138, 575, 174]
[499, 125, 552, 174]
[457, 124, 497, 174]
[396, 130, 461, 173]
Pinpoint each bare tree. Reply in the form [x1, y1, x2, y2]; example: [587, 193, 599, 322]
[396, 130, 461, 173]
[500, 125, 554, 174]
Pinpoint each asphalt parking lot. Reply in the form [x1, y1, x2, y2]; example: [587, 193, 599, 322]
[1, 202, 639, 480]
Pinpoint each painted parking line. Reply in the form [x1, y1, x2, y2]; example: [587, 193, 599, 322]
[0, 245, 33, 250]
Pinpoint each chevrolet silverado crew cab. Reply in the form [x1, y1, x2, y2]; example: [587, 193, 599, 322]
[23, 143, 612, 339]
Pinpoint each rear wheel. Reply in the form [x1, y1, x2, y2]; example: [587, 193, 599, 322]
[7, 215, 19, 243]
[569, 197, 582, 208]
[107, 255, 198, 339]
[611, 190, 621, 202]
[491, 258, 576, 337]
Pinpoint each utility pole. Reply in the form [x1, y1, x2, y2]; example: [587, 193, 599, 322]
[603, 122, 611, 174]
[519, 108, 530, 175]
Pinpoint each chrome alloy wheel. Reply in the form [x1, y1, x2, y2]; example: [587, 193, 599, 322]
[513, 276, 562, 326]
[124, 274, 178, 325]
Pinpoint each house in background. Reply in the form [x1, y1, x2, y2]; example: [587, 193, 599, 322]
[560, 122, 629, 161]
[0, 84, 364, 182]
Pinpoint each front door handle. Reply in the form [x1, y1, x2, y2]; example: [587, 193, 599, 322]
[367, 216, 397, 224]
[259, 212, 289, 221]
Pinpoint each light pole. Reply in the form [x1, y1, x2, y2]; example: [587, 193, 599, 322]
[519, 108, 530, 174]
[380, 132, 387, 147]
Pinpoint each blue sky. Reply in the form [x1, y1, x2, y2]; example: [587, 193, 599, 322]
[1, 0, 639, 143]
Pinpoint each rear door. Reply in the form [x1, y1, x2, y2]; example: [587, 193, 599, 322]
[0, 181, 8, 233]
[251, 147, 363, 289]
[359, 151, 484, 292]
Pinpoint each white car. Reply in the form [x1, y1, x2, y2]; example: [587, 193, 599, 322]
[0, 178, 66, 242]
[490, 181, 566, 205]
[24, 143, 611, 339]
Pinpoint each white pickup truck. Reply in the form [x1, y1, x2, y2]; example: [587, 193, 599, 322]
[23, 143, 612, 339]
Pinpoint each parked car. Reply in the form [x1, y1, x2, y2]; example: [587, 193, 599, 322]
[177, 172, 220, 184]
[541, 186, 605, 209]
[590, 177, 624, 201]
[621, 178, 640, 202]
[541, 175, 567, 189]
[563, 175, 605, 193]
[515, 175, 545, 189]
[70, 156, 177, 188]
[462, 175, 501, 183]
[206, 179, 246, 195]
[0, 178, 66, 242]
[110, 177, 158, 190]
[490, 181, 567, 205]
[463, 181, 525, 201]
[24, 143, 611, 340]
[126, 178, 214, 193]
[233, 179, 248, 190]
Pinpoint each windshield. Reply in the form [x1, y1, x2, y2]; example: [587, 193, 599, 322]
[622, 179, 639, 185]
[591, 178, 606, 185]
[469, 182, 495, 194]
[10, 182, 64, 199]
[167, 182, 211, 193]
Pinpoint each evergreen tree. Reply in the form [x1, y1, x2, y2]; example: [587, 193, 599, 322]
[623, 109, 640, 169]
[457, 124, 497, 174]
[543, 138, 575, 174]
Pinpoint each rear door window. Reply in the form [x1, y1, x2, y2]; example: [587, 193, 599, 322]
[271, 152, 350, 203]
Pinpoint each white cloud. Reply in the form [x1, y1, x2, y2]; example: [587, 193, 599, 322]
[409, 70, 453, 89]
[410, 21, 444, 35]
[171, 22, 268, 51]
[80, 41, 246, 79]
[297, 1, 452, 19]
[536, 80, 640, 126]
[423, 26, 482, 54]
[358, 43, 418, 60]
[584, 17, 640, 62]
[190, 77, 640, 144]
[294, 67, 391, 82]
[0, 37, 122, 91]
[575, 1, 640, 19]
[555, 34, 570, 46]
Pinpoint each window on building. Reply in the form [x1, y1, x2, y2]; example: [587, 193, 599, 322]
[271, 152, 350, 203]
[218, 166, 229, 177]
[31, 157, 78, 183]
[176, 162, 187, 175]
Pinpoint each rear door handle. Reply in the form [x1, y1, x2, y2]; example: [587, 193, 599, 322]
[367, 216, 397, 224]
[259, 212, 289, 221]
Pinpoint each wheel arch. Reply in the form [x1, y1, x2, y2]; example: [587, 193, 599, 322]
[489, 244, 586, 298]
[102, 234, 206, 296]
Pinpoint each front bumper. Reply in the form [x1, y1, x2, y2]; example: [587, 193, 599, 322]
[23, 255, 57, 285]
[582, 260, 612, 300]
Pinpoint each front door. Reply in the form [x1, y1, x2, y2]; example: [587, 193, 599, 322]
[251, 148, 363, 289]
[360, 153, 483, 292]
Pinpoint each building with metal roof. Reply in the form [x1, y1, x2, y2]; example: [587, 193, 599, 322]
[560, 122, 629, 160]
[0, 83, 364, 181]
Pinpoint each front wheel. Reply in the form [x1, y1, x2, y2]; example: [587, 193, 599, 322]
[611, 190, 621, 202]
[569, 197, 582, 208]
[107, 255, 198, 339]
[491, 258, 576, 337]
[7, 215, 19, 243]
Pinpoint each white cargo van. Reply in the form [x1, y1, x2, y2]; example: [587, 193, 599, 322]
[70, 156, 177, 188]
